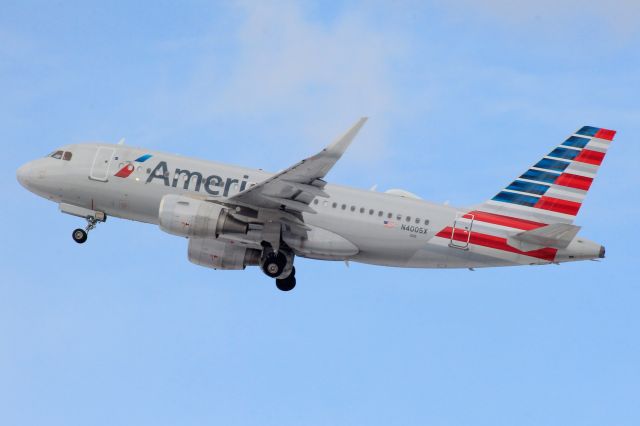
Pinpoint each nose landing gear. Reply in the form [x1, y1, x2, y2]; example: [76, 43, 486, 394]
[72, 228, 88, 244]
[72, 216, 102, 244]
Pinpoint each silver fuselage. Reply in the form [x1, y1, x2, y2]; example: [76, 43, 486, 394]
[17, 143, 603, 269]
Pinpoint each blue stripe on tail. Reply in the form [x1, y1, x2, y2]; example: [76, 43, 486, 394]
[506, 180, 550, 195]
[520, 169, 561, 184]
[492, 191, 540, 207]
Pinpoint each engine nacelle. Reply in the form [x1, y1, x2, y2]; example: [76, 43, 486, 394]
[189, 238, 261, 270]
[158, 194, 247, 238]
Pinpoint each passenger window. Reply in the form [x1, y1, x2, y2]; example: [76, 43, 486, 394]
[359, 207, 365, 213]
[50, 150, 63, 159]
[425, 219, 430, 225]
[369, 209, 374, 215]
[378, 211, 383, 217]
[63, 152, 72, 161]
[350, 206, 356, 212]
[416, 218, 421, 224]
[396, 214, 402, 220]
[341, 204, 346, 210]
[387, 212, 392, 219]
[406, 216, 411, 222]
[332, 202, 337, 208]
[313, 199, 319, 205]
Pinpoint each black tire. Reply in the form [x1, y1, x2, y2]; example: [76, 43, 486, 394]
[276, 275, 296, 292]
[72, 228, 88, 244]
[262, 252, 287, 278]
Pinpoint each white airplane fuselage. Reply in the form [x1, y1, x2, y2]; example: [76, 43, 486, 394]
[17, 142, 603, 272]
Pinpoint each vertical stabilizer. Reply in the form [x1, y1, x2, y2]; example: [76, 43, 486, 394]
[479, 126, 616, 224]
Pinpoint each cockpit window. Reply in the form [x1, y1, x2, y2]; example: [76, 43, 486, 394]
[63, 152, 72, 161]
[50, 150, 64, 159]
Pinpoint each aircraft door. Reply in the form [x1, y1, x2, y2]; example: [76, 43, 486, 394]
[449, 212, 474, 249]
[89, 147, 116, 182]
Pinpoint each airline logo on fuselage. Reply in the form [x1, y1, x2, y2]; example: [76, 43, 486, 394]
[144, 161, 250, 197]
[115, 154, 153, 178]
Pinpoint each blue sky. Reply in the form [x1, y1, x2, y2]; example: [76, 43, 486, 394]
[2, 1, 639, 425]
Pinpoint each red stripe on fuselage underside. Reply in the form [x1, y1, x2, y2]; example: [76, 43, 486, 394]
[594, 128, 616, 141]
[554, 173, 593, 191]
[463, 211, 547, 231]
[574, 149, 605, 166]
[435, 227, 557, 261]
[534, 196, 581, 216]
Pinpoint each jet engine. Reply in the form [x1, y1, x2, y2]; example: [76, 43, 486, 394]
[159, 194, 247, 238]
[189, 238, 261, 270]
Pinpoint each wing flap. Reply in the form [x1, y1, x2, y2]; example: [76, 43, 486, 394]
[259, 195, 317, 214]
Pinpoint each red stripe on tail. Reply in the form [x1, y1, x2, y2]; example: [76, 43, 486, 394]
[464, 211, 547, 231]
[554, 173, 593, 191]
[574, 149, 605, 166]
[594, 128, 616, 141]
[535, 196, 581, 216]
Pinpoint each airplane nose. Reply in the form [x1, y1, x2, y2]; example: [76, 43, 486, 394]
[16, 163, 32, 188]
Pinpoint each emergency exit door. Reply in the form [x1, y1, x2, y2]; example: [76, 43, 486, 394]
[449, 212, 474, 249]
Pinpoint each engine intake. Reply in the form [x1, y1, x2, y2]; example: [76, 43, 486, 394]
[159, 194, 247, 238]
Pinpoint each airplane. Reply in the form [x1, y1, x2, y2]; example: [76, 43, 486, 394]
[16, 119, 615, 291]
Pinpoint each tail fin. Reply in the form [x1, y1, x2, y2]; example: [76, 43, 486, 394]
[480, 126, 616, 224]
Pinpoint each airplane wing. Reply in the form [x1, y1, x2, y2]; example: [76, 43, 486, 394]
[227, 117, 368, 214]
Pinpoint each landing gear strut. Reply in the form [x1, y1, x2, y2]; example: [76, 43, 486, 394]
[72, 216, 101, 244]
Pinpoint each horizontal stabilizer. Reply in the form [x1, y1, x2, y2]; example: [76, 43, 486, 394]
[509, 223, 581, 249]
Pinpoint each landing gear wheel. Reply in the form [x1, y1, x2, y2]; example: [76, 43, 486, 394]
[275, 266, 296, 292]
[276, 274, 296, 292]
[72, 228, 88, 244]
[72, 215, 103, 245]
[262, 252, 287, 278]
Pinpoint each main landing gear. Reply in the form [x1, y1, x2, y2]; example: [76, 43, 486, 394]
[261, 247, 296, 291]
[72, 216, 102, 244]
[276, 267, 296, 292]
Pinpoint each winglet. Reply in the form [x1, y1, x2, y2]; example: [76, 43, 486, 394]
[325, 117, 368, 157]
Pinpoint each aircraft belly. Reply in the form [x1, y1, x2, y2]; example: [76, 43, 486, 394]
[305, 211, 434, 264]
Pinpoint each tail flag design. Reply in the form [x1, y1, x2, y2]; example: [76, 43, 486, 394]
[482, 126, 616, 224]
